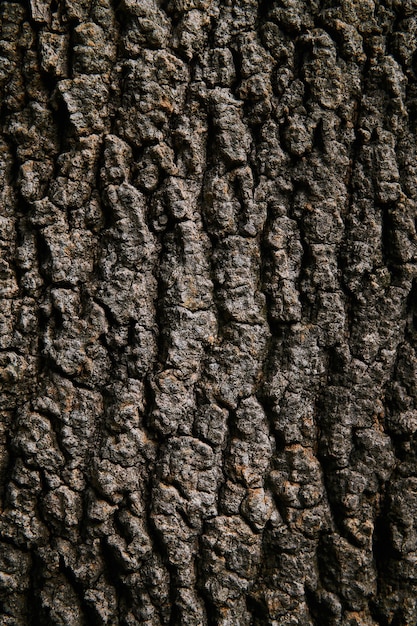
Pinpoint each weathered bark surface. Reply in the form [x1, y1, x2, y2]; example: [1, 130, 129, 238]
[1, 0, 417, 624]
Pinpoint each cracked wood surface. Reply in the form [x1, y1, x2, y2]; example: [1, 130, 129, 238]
[1, 0, 417, 624]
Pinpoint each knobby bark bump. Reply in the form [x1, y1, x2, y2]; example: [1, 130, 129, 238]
[1, 0, 417, 624]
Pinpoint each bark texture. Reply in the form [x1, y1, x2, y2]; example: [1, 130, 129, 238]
[1, 0, 417, 624]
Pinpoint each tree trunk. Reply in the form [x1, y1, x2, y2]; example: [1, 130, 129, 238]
[1, 0, 417, 624]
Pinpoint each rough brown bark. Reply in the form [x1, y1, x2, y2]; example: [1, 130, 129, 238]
[1, 0, 417, 624]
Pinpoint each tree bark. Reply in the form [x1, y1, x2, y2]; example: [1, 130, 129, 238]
[1, 0, 417, 624]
